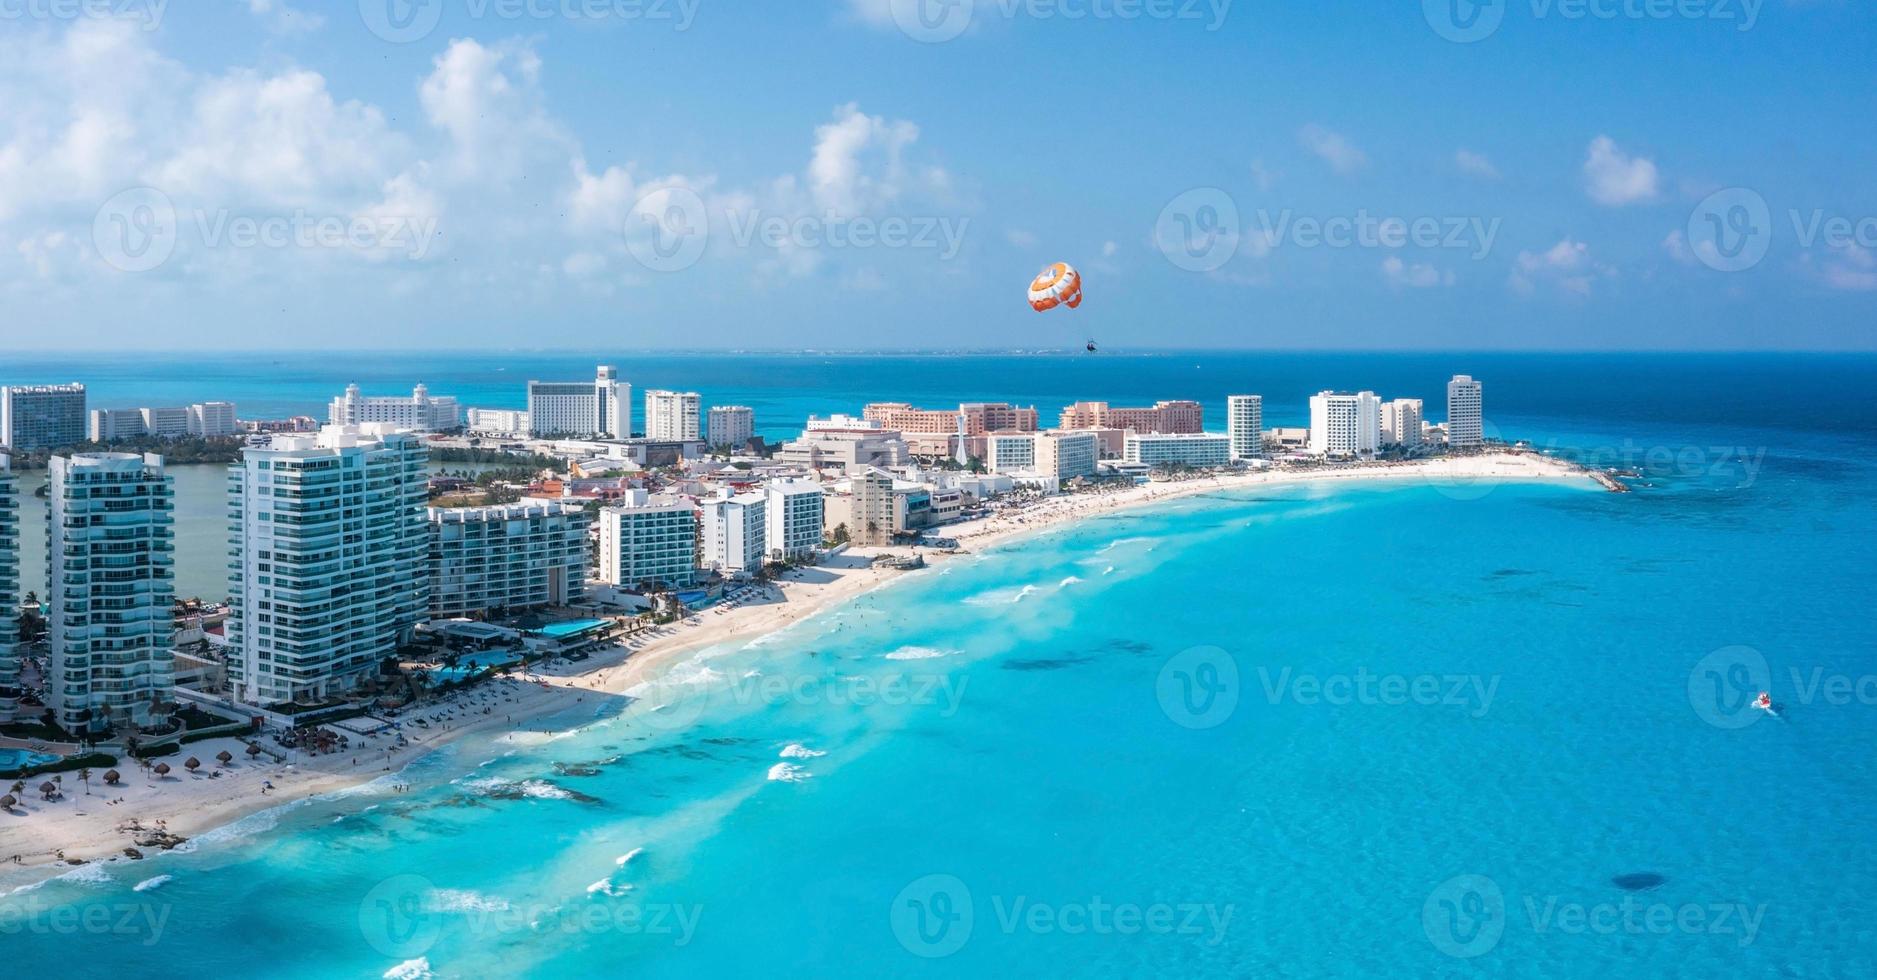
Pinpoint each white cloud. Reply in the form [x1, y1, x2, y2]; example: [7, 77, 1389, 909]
[1662, 229, 1693, 264]
[808, 102, 943, 217]
[1250, 158, 1276, 192]
[1583, 135, 1659, 206]
[1510, 237, 1614, 296]
[1298, 124, 1366, 175]
[1005, 228, 1037, 248]
[1381, 256, 1453, 288]
[1815, 243, 1877, 291]
[1454, 149, 1499, 179]
[1102, 240, 1118, 257]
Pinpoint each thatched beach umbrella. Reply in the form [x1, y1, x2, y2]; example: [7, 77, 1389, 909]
[246, 744, 262, 758]
[184, 757, 201, 773]
[38, 781, 56, 800]
[216, 750, 234, 766]
[103, 770, 121, 786]
[153, 763, 171, 777]
[0, 794, 15, 810]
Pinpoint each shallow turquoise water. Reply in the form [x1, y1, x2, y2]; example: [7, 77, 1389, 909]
[4, 430, 1874, 976]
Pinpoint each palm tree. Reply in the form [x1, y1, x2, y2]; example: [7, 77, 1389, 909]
[78, 768, 91, 795]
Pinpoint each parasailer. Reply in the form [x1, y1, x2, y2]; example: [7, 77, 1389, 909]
[1028, 262, 1083, 312]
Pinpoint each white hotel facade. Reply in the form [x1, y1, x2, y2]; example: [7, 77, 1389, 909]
[598, 491, 698, 590]
[1227, 395, 1264, 460]
[528, 365, 631, 439]
[700, 490, 768, 574]
[329, 384, 461, 431]
[226, 425, 429, 706]
[707, 405, 754, 449]
[765, 479, 824, 560]
[1124, 432, 1233, 469]
[47, 452, 175, 733]
[1308, 391, 1382, 458]
[1447, 375, 1484, 447]
[427, 502, 591, 619]
[1381, 398, 1424, 449]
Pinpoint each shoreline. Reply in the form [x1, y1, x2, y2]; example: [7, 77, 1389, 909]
[0, 452, 1601, 890]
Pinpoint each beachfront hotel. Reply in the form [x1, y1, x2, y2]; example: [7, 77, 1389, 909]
[1381, 398, 1425, 449]
[1447, 375, 1484, 447]
[328, 383, 462, 432]
[226, 425, 430, 706]
[1058, 400, 1203, 434]
[47, 452, 176, 734]
[0, 455, 18, 723]
[765, 479, 825, 560]
[1124, 432, 1233, 469]
[775, 415, 908, 471]
[700, 489, 768, 574]
[527, 365, 631, 439]
[862, 401, 1040, 458]
[707, 405, 755, 449]
[1308, 391, 1383, 458]
[1036, 430, 1102, 483]
[427, 502, 592, 619]
[986, 432, 1036, 474]
[645, 389, 703, 441]
[597, 490, 699, 591]
[87, 401, 238, 442]
[1227, 395, 1265, 460]
[464, 407, 530, 436]
[1, 382, 86, 450]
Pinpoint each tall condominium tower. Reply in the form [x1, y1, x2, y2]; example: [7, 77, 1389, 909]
[0, 455, 18, 723]
[1446, 375, 1484, 447]
[227, 424, 428, 706]
[47, 452, 175, 733]
[1, 383, 87, 450]
[1308, 391, 1383, 458]
[706, 405, 755, 449]
[1227, 395, 1264, 459]
[1381, 399, 1425, 449]
[644, 389, 702, 441]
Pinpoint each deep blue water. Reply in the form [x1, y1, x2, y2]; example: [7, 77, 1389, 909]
[1, 353, 1873, 978]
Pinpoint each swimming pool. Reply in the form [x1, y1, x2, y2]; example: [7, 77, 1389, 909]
[533, 618, 608, 638]
[0, 749, 60, 771]
[428, 651, 525, 684]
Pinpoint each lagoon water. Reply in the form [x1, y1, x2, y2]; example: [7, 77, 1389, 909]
[2, 353, 1875, 976]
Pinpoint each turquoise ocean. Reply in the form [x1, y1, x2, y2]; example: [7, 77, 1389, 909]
[2, 352, 1874, 977]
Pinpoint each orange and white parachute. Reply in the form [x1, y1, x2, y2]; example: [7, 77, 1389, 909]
[1028, 262, 1083, 312]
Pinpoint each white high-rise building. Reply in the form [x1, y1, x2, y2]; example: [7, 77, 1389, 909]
[88, 408, 148, 443]
[188, 402, 237, 437]
[0, 456, 19, 722]
[1308, 391, 1382, 458]
[329, 384, 461, 431]
[985, 432, 1037, 474]
[1036, 430, 1101, 483]
[597, 491, 697, 590]
[1381, 398, 1424, 449]
[645, 390, 702, 441]
[528, 366, 631, 438]
[700, 490, 768, 573]
[47, 452, 175, 733]
[227, 424, 429, 706]
[2, 383, 86, 450]
[427, 502, 591, 619]
[1446, 375, 1484, 447]
[1227, 395, 1264, 460]
[764, 479, 825, 560]
[707, 405, 754, 449]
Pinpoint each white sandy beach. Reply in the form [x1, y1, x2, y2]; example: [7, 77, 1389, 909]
[0, 451, 1600, 885]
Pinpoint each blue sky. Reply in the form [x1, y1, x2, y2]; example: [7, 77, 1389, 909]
[0, 0, 1872, 350]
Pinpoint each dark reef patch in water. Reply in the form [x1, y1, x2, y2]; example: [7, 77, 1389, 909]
[1611, 872, 1667, 891]
[1003, 655, 1095, 672]
[1103, 639, 1154, 655]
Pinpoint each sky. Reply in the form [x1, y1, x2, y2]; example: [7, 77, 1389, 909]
[0, 0, 1872, 351]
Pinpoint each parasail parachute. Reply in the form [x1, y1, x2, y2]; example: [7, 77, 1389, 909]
[1028, 262, 1083, 313]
